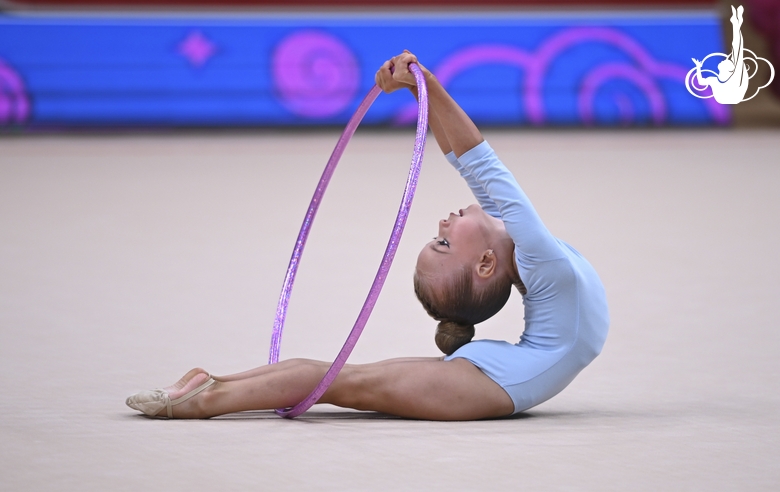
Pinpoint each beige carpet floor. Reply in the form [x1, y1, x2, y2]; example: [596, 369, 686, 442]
[1, 128, 778, 490]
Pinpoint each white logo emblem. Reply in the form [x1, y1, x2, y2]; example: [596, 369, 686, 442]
[686, 5, 775, 104]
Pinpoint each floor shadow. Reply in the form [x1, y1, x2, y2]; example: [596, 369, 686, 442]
[207, 410, 535, 421]
[121, 409, 537, 421]
[213, 410, 403, 420]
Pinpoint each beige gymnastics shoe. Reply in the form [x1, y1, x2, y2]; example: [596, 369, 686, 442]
[126, 376, 216, 418]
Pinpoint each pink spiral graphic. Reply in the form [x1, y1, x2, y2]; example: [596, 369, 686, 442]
[272, 30, 360, 119]
[579, 63, 666, 125]
[0, 59, 30, 125]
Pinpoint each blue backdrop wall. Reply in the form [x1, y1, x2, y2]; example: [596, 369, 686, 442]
[0, 11, 728, 127]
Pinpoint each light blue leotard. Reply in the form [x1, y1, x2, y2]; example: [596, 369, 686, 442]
[443, 141, 609, 414]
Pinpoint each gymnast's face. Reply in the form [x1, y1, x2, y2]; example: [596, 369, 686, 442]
[416, 204, 495, 285]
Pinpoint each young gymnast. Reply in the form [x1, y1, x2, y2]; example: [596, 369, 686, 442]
[126, 51, 609, 421]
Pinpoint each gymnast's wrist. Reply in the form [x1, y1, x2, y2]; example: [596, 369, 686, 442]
[423, 69, 438, 86]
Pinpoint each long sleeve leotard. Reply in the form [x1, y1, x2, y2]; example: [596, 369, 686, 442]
[443, 141, 609, 413]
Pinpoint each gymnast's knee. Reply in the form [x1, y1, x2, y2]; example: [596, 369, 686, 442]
[326, 366, 382, 410]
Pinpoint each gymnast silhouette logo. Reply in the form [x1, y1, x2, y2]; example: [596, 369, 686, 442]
[686, 5, 775, 104]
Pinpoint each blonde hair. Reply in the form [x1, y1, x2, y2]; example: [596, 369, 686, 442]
[413, 267, 512, 355]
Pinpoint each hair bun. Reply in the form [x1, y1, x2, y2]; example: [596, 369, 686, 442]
[435, 320, 475, 355]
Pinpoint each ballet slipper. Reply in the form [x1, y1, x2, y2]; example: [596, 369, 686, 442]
[126, 376, 216, 418]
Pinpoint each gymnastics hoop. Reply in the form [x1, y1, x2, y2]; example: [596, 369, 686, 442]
[267, 63, 429, 418]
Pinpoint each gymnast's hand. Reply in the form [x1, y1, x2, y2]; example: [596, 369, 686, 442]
[375, 50, 431, 94]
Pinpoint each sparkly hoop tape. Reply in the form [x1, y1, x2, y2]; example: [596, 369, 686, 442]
[267, 63, 429, 418]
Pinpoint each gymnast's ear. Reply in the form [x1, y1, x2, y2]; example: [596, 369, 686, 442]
[475, 249, 496, 279]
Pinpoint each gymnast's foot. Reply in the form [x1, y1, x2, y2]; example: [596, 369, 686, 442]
[126, 368, 214, 418]
[163, 367, 210, 399]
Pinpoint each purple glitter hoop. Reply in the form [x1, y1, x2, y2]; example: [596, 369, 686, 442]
[267, 63, 428, 418]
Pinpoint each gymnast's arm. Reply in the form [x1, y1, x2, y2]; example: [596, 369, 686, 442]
[407, 84, 501, 218]
[456, 141, 562, 263]
[375, 54, 500, 217]
[376, 52, 480, 155]
[389, 53, 561, 261]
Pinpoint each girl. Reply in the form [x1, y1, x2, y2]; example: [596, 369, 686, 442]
[126, 51, 609, 421]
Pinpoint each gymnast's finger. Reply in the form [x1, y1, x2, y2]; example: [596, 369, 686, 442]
[392, 56, 416, 86]
[405, 52, 420, 67]
[374, 63, 385, 87]
[400, 52, 420, 75]
[394, 52, 418, 69]
[377, 59, 392, 77]
[375, 60, 391, 90]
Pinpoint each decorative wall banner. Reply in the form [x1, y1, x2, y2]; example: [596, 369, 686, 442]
[0, 11, 727, 127]
[0, 58, 30, 125]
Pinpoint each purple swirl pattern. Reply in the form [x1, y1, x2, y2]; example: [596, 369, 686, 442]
[0, 59, 30, 125]
[393, 27, 729, 126]
[272, 30, 360, 119]
[579, 63, 666, 125]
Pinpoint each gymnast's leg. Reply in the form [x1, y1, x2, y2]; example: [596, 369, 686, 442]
[160, 357, 444, 410]
[168, 358, 513, 420]
[165, 356, 444, 397]
[210, 356, 442, 382]
[325, 358, 513, 420]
